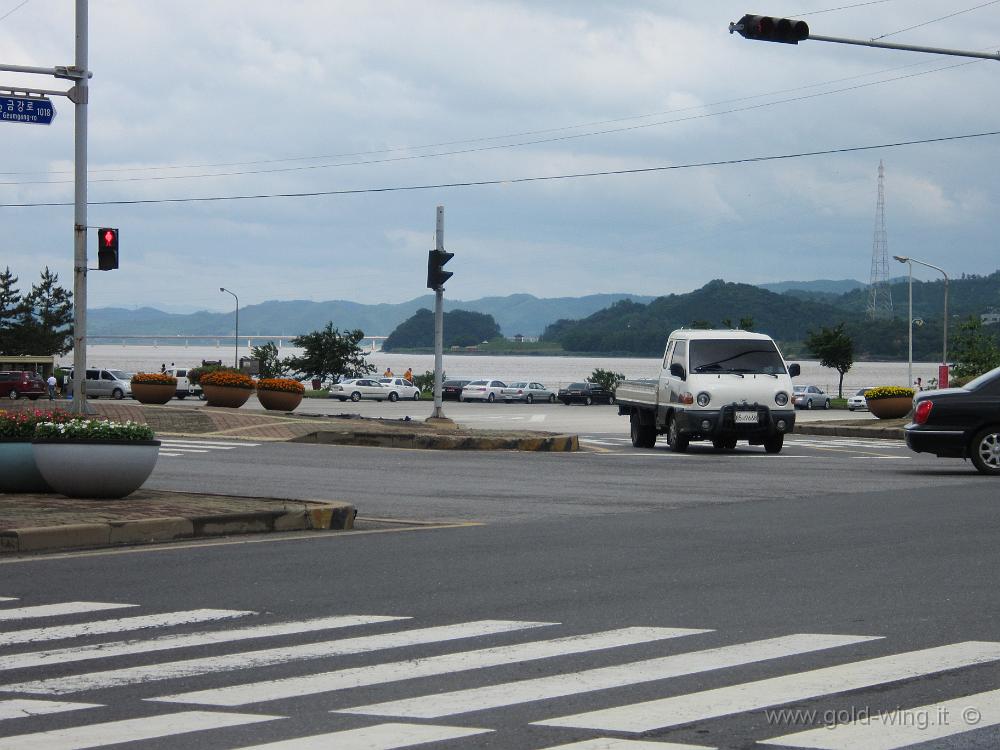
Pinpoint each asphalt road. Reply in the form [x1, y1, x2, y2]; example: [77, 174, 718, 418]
[2, 429, 997, 749]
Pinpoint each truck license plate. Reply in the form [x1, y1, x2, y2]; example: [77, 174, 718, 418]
[734, 410, 758, 424]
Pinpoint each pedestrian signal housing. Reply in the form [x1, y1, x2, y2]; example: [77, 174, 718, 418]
[97, 227, 119, 270]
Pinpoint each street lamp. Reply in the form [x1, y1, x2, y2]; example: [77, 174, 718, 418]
[219, 287, 239, 369]
[893, 255, 950, 387]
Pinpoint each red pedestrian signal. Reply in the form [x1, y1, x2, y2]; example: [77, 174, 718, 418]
[97, 227, 119, 270]
[731, 14, 809, 44]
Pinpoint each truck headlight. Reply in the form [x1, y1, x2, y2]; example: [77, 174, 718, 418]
[696, 392, 711, 407]
[775, 392, 789, 406]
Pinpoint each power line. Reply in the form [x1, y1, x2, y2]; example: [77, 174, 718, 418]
[3, 129, 997, 208]
[794, 0, 899, 18]
[0, 58, 978, 187]
[0, 50, 975, 180]
[874, 0, 1000, 40]
[0, 0, 30, 23]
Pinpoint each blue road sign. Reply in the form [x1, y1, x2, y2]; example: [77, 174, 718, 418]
[1, 96, 56, 125]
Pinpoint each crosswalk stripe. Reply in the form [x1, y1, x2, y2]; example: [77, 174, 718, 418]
[0, 608, 253, 647]
[536, 641, 1000, 733]
[337, 633, 877, 719]
[0, 597, 17, 602]
[0, 614, 406, 673]
[151, 626, 709, 707]
[231, 722, 490, 749]
[7, 619, 553, 695]
[0, 710, 281, 750]
[0, 699, 99, 721]
[159, 440, 261, 448]
[541, 740, 714, 750]
[760, 686, 1000, 750]
[0, 602, 135, 622]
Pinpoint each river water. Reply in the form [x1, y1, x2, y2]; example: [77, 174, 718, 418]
[68, 344, 942, 395]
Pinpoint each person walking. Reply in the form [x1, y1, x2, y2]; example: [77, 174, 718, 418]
[46, 374, 57, 400]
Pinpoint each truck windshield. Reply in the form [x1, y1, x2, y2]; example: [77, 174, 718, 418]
[690, 340, 786, 375]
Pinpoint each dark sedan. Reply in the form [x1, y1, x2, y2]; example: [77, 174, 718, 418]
[558, 382, 615, 406]
[441, 379, 471, 401]
[904, 365, 1000, 475]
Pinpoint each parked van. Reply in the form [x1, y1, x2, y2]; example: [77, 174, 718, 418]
[65, 368, 133, 399]
[0, 370, 46, 400]
[165, 367, 200, 399]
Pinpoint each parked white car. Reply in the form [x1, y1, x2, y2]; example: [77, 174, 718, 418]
[847, 387, 873, 411]
[503, 381, 556, 404]
[329, 378, 389, 402]
[460, 379, 509, 403]
[378, 377, 421, 401]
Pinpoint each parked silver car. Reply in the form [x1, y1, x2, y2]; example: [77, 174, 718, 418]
[503, 381, 556, 404]
[792, 384, 830, 410]
[847, 387, 873, 411]
[329, 378, 389, 402]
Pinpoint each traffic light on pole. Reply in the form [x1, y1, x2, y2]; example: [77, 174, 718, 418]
[426, 248, 454, 290]
[97, 227, 119, 270]
[732, 14, 809, 44]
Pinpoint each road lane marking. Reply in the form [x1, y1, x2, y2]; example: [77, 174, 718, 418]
[0, 614, 406, 672]
[6, 619, 554, 694]
[0, 699, 99, 721]
[0, 602, 135, 622]
[233, 723, 490, 749]
[0, 710, 280, 750]
[337, 633, 877, 719]
[760, 687, 1000, 749]
[0, 608, 253, 647]
[541, 741, 715, 750]
[151, 626, 709, 707]
[536, 641, 1000, 733]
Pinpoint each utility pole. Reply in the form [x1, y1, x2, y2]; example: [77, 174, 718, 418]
[425, 206, 455, 423]
[0, 0, 92, 414]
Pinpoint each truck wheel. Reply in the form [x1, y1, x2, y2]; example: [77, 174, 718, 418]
[630, 414, 656, 449]
[667, 415, 689, 453]
[969, 426, 1000, 475]
[764, 434, 784, 453]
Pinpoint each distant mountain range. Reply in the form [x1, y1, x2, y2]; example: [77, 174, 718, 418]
[87, 293, 656, 339]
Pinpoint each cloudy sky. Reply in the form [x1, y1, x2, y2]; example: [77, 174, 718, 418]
[2, 1, 998, 312]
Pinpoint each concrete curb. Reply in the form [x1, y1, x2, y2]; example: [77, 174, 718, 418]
[0, 501, 356, 555]
[293, 430, 580, 452]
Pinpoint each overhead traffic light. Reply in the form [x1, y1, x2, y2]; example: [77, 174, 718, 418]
[731, 14, 809, 44]
[426, 248, 454, 290]
[97, 227, 119, 270]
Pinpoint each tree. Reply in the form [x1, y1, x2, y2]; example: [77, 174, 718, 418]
[250, 342, 287, 378]
[587, 368, 625, 393]
[382, 308, 502, 351]
[283, 323, 375, 383]
[0, 267, 22, 355]
[805, 322, 854, 398]
[950, 316, 1000, 379]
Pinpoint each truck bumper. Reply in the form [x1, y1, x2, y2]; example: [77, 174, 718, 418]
[673, 406, 796, 442]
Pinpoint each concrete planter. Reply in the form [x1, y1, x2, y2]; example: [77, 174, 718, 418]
[131, 382, 175, 405]
[202, 384, 253, 408]
[868, 396, 913, 419]
[0, 439, 53, 493]
[32, 439, 160, 498]
[257, 389, 303, 412]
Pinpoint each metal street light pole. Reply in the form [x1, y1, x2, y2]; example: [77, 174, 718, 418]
[220, 287, 238, 369]
[893, 256, 913, 388]
[894, 255, 950, 385]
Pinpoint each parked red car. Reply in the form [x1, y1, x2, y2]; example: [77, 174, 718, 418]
[0, 370, 47, 400]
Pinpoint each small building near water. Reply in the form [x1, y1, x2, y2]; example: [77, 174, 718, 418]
[0, 355, 58, 377]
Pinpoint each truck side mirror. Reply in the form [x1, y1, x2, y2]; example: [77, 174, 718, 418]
[669, 363, 686, 380]
[788, 363, 801, 377]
